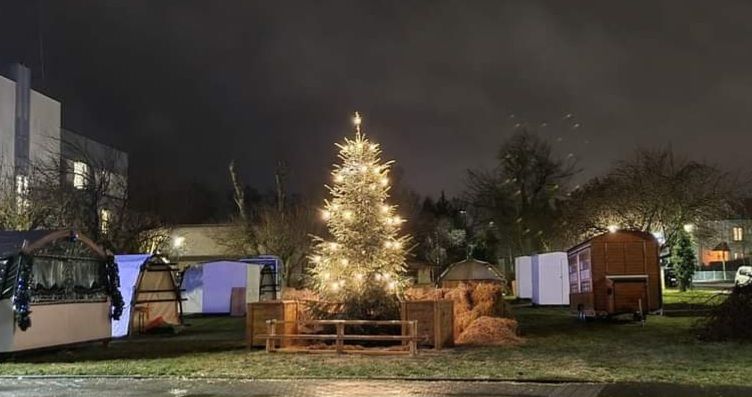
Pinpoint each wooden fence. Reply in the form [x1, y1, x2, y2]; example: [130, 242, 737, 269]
[258, 319, 420, 356]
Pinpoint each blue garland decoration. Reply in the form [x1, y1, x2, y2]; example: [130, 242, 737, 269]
[104, 256, 125, 320]
[13, 254, 33, 331]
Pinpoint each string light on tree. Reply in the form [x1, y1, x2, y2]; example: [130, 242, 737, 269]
[309, 111, 410, 303]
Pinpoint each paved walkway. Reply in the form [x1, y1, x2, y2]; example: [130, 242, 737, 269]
[0, 378, 750, 397]
[0, 378, 603, 397]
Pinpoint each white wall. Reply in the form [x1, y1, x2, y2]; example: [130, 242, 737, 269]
[515, 256, 533, 299]
[531, 252, 570, 305]
[29, 90, 61, 171]
[0, 76, 15, 181]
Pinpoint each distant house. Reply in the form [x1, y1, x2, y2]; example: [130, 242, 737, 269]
[697, 218, 752, 270]
[147, 223, 246, 267]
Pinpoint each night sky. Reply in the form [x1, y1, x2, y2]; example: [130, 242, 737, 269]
[2, 1, 752, 200]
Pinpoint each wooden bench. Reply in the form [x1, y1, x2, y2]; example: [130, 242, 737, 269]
[258, 319, 421, 356]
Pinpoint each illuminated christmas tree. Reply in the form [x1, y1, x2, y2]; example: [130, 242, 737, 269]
[309, 112, 409, 318]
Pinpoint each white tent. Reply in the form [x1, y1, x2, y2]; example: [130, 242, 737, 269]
[112, 255, 183, 337]
[531, 252, 570, 305]
[514, 256, 533, 299]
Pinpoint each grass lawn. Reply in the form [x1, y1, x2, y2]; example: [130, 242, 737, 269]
[1, 291, 749, 386]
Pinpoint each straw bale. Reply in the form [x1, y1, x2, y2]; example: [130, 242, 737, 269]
[456, 316, 523, 346]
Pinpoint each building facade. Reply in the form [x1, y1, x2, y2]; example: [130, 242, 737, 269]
[0, 63, 127, 234]
[698, 219, 752, 269]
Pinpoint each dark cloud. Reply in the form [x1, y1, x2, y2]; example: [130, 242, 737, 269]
[2, 0, 752, 199]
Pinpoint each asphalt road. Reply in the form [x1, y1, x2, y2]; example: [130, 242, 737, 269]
[2, 378, 751, 397]
[0, 378, 604, 397]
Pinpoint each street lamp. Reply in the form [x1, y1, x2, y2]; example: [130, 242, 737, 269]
[173, 236, 185, 249]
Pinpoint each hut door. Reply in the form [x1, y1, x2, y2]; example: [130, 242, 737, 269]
[612, 281, 647, 314]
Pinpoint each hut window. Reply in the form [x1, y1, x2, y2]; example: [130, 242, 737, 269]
[732, 227, 744, 242]
[0, 258, 13, 299]
[30, 256, 107, 303]
[578, 250, 592, 293]
[568, 255, 579, 293]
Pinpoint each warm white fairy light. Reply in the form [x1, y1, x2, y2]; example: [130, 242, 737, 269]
[310, 111, 409, 300]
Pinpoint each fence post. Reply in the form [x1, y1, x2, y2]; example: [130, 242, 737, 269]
[410, 320, 418, 356]
[266, 319, 276, 353]
[335, 321, 344, 354]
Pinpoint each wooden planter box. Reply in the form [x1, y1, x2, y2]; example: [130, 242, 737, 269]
[401, 300, 454, 349]
[247, 300, 299, 348]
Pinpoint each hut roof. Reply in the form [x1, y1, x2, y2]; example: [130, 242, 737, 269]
[0, 229, 105, 258]
[568, 230, 658, 253]
[0, 230, 55, 257]
[437, 258, 504, 282]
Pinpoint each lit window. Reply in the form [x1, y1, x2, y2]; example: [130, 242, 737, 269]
[15, 174, 29, 210]
[733, 227, 744, 242]
[99, 208, 111, 235]
[73, 161, 89, 189]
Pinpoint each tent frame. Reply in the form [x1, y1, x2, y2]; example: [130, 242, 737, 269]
[128, 256, 183, 335]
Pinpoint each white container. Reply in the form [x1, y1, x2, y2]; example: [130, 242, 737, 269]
[531, 252, 570, 305]
[514, 256, 533, 299]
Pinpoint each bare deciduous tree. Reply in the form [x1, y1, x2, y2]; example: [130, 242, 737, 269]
[562, 147, 739, 249]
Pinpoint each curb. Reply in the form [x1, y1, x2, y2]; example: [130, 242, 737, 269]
[0, 375, 597, 384]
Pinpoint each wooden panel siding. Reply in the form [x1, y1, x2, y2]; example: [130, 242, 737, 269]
[568, 231, 662, 316]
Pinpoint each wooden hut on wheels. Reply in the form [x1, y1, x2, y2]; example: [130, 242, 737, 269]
[568, 230, 662, 319]
[0, 230, 123, 352]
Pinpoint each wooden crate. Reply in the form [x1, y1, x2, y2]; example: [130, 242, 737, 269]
[247, 300, 299, 348]
[401, 300, 454, 349]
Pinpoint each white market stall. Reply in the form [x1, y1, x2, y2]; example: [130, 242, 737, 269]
[531, 252, 570, 305]
[0, 230, 123, 352]
[514, 256, 533, 299]
[180, 256, 282, 315]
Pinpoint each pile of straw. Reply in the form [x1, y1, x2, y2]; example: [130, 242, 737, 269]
[456, 316, 522, 346]
[405, 282, 516, 345]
